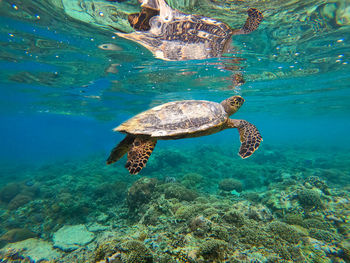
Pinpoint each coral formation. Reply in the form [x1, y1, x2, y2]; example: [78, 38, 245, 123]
[119, 240, 153, 263]
[53, 224, 95, 252]
[0, 145, 349, 262]
[268, 221, 303, 244]
[162, 183, 198, 201]
[0, 229, 36, 248]
[199, 238, 228, 261]
[218, 178, 243, 192]
[127, 177, 158, 211]
[223, 209, 245, 226]
[0, 183, 21, 203]
[297, 188, 322, 209]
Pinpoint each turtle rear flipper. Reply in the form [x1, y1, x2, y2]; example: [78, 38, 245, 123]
[126, 137, 157, 175]
[106, 134, 135, 165]
[229, 119, 262, 158]
[233, 8, 263, 35]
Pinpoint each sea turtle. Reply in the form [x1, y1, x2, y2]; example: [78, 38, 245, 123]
[107, 95, 262, 175]
[115, 0, 263, 60]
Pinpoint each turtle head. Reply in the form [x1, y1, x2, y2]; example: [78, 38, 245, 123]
[221, 96, 245, 116]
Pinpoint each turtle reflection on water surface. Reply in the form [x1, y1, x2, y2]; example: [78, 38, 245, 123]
[107, 96, 262, 175]
[115, 0, 263, 61]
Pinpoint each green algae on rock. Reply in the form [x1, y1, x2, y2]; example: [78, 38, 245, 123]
[0, 228, 37, 248]
[218, 178, 243, 193]
[127, 177, 158, 211]
[1, 238, 61, 262]
[53, 224, 95, 252]
[297, 188, 323, 209]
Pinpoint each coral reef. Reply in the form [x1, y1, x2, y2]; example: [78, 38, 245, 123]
[127, 177, 158, 211]
[119, 240, 153, 263]
[0, 145, 349, 262]
[0, 229, 36, 248]
[297, 188, 323, 209]
[199, 238, 228, 261]
[53, 224, 95, 252]
[162, 183, 198, 201]
[218, 178, 243, 192]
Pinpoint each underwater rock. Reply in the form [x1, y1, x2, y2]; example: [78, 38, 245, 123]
[175, 204, 207, 221]
[304, 176, 330, 195]
[8, 194, 33, 210]
[268, 221, 304, 244]
[283, 213, 304, 226]
[87, 223, 109, 232]
[297, 188, 322, 209]
[210, 225, 229, 242]
[339, 240, 350, 261]
[94, 236, 121, 262]
[0, 183, 21, 203]
[52, 224, 95, 252]
[119, 240, 153, 263]
[199, 238, 228, 261]
[162, 183, 198, 201]
[223, 209, 245, 226]
[138, 205, 163, 226]
[0, 248, 34, 263]
[0, 228, 37, 247]
[127, 177, 158, 211]
[2, 238, 61, 262]
[241, 192, 261, 203]
[308, 228, 342, 243]
[218, 178, 243, 192]
[181, 173, 203, 189]
[247, 204, 274, 222]
[95, 239, 155, 263]
[302, 218, 331, 230]
[189, 215, 212, 237]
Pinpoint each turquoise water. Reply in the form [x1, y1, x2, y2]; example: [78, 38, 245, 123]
[0, 0, 350, 262]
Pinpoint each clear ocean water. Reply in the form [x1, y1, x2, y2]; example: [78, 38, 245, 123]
[0, 0, 349, 262]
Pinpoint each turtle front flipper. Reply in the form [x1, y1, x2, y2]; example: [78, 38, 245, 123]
[126, 137, 157, 175]
[233, 8, 263, 35]
[107, 134, 135, 165]
[228, 119, 262, 158]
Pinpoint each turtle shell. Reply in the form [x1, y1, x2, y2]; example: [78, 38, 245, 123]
[147, 14, 233, 60]
[120, 0, 233, 60]
[115, 100, 228, 137]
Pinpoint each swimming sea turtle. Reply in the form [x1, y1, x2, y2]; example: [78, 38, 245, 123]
[107, 95, 262, 175]
[115, 0, 263, 60]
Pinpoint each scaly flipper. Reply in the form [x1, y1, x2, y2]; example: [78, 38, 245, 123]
[228, 119, 262, 158]
[107, 135, 135, 165]
[126, 137, 157, 175]
[233, 8, 263, 35]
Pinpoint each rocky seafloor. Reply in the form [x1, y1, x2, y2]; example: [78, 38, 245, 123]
[0, 143, 349, 262]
